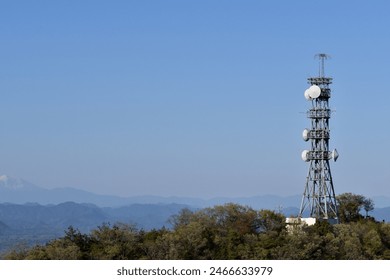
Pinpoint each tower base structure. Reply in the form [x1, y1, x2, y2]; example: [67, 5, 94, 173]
[286, 217, 338, 226]
[285, 217, 338, 232]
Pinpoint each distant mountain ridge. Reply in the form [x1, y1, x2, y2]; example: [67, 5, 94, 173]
[0, 202, 106, 234]
[1, 174, 390, 209]
[0, 201, 190, 253]
[0, 175, 39, 190]
[0, 175, 304, 208]
[0, 202, 189, 233]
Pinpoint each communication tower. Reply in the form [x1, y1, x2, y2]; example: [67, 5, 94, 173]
[299, 54, 339, 223]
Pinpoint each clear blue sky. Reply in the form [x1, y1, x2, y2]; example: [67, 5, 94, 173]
[1, 0, 389, 198]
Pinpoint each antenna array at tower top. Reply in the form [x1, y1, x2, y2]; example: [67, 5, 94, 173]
[314, 53, 331, 77]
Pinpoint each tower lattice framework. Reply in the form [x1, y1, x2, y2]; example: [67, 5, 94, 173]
[299, 54, 339, 222]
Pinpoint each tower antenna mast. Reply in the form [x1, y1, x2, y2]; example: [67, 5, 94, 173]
[314, 53, 331, 78]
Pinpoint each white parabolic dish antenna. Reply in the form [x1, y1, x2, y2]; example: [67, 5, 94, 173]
[308, 85, 321, 98]
[301, 150, 310, 162]
[332, 149, 339, 162]
[302, 129, 309, 141]
[304, 88, 312, 100]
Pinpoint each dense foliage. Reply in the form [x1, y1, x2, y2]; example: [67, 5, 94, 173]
[3, 201, 390, 260]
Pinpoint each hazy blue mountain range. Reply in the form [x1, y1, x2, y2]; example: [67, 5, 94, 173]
[0, 202, 190, 232]
[0, 220, 10, 234]
[0, 175, 304, 208]
[0, 201, 190, 253]
[2, 174, 390, 209]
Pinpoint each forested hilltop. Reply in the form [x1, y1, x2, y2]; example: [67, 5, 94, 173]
[3, 193, 390, 260]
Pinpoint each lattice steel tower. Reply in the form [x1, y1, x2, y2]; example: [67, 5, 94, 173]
[299, 54, 339, 223]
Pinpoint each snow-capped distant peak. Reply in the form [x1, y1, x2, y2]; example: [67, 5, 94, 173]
[0, 175, 9, 181]
[0, 175, 33, 190]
